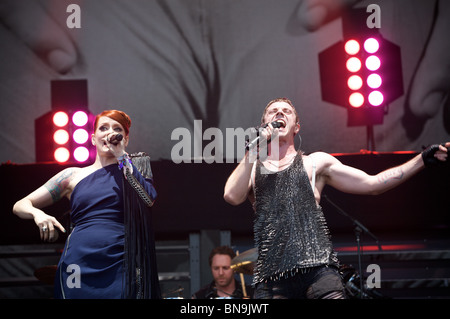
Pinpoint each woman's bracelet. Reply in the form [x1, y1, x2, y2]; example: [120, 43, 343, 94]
[117, 153, 132, 171]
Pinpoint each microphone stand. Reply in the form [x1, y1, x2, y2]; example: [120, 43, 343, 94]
[322, 194, 382, 299]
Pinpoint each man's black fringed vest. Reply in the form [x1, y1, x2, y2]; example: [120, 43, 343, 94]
[253, 151, 338, 284]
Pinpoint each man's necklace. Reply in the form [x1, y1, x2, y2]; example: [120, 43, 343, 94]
[264, 153, 296, 169]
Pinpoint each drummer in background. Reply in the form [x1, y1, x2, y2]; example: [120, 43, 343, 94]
[192, 246, 253, 299]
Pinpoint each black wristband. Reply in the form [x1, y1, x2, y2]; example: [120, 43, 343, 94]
[421, 143, 448, 168]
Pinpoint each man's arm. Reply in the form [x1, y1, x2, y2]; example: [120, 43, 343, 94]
[224, 152, 255, 206]
[321, 143, 449, 196]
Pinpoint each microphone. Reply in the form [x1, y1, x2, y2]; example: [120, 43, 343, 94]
[262, 121, 284, 129]
[108, 133, 123, 145]
[245, 121, 284, 150]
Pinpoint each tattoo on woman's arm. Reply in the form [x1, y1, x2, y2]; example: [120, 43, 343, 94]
[44, 170, 74, 202]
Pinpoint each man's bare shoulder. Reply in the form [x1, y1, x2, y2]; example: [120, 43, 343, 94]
[303, 151, 343, 175]
[305, 151, 339, 163]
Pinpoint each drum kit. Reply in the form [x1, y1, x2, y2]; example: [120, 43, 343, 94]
[230, 248, 258, 275]
[230, 249, 258, 299]
[164, 249, 257, 299]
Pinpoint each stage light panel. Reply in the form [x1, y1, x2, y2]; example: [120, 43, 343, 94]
[35, 79, 96, 163]
[318, 8, 403, 128]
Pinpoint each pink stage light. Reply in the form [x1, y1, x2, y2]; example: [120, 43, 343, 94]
[346, 57, 362, 73]
[345, 39, 360, 55]
[72, 111, 88, 127]
[53, 129, 69, 145]
[368, 91, 384, 106]
[347, 75, 363, 90]
[364, 38, 380, 54]
[367, 73, 382, 89]
[73, 128, 89, 144]
[74, 146, 90, 162]
[349, 92, 364, 108]
[54, 147, 70, 163]
[365, 55, 381, 71]
[52, 111, 69, 127]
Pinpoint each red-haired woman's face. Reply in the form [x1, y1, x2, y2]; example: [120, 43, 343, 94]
[94, 110, 131, 136]
[91, 116, 129, 154]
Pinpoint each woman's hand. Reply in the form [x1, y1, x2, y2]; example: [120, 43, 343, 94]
[105, 132, 127, 158]
[33, 210, 65, 242]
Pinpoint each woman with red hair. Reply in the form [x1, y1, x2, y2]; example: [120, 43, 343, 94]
[13, 110, 160, 299]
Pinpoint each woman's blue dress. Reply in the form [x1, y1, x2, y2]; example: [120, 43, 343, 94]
[54, 163, 157, 299]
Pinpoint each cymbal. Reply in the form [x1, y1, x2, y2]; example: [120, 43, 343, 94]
[231, 248, 257, 275]
[34, 265, 57, 285]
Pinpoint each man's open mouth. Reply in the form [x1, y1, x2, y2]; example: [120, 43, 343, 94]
[275, 119, 286, 128]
